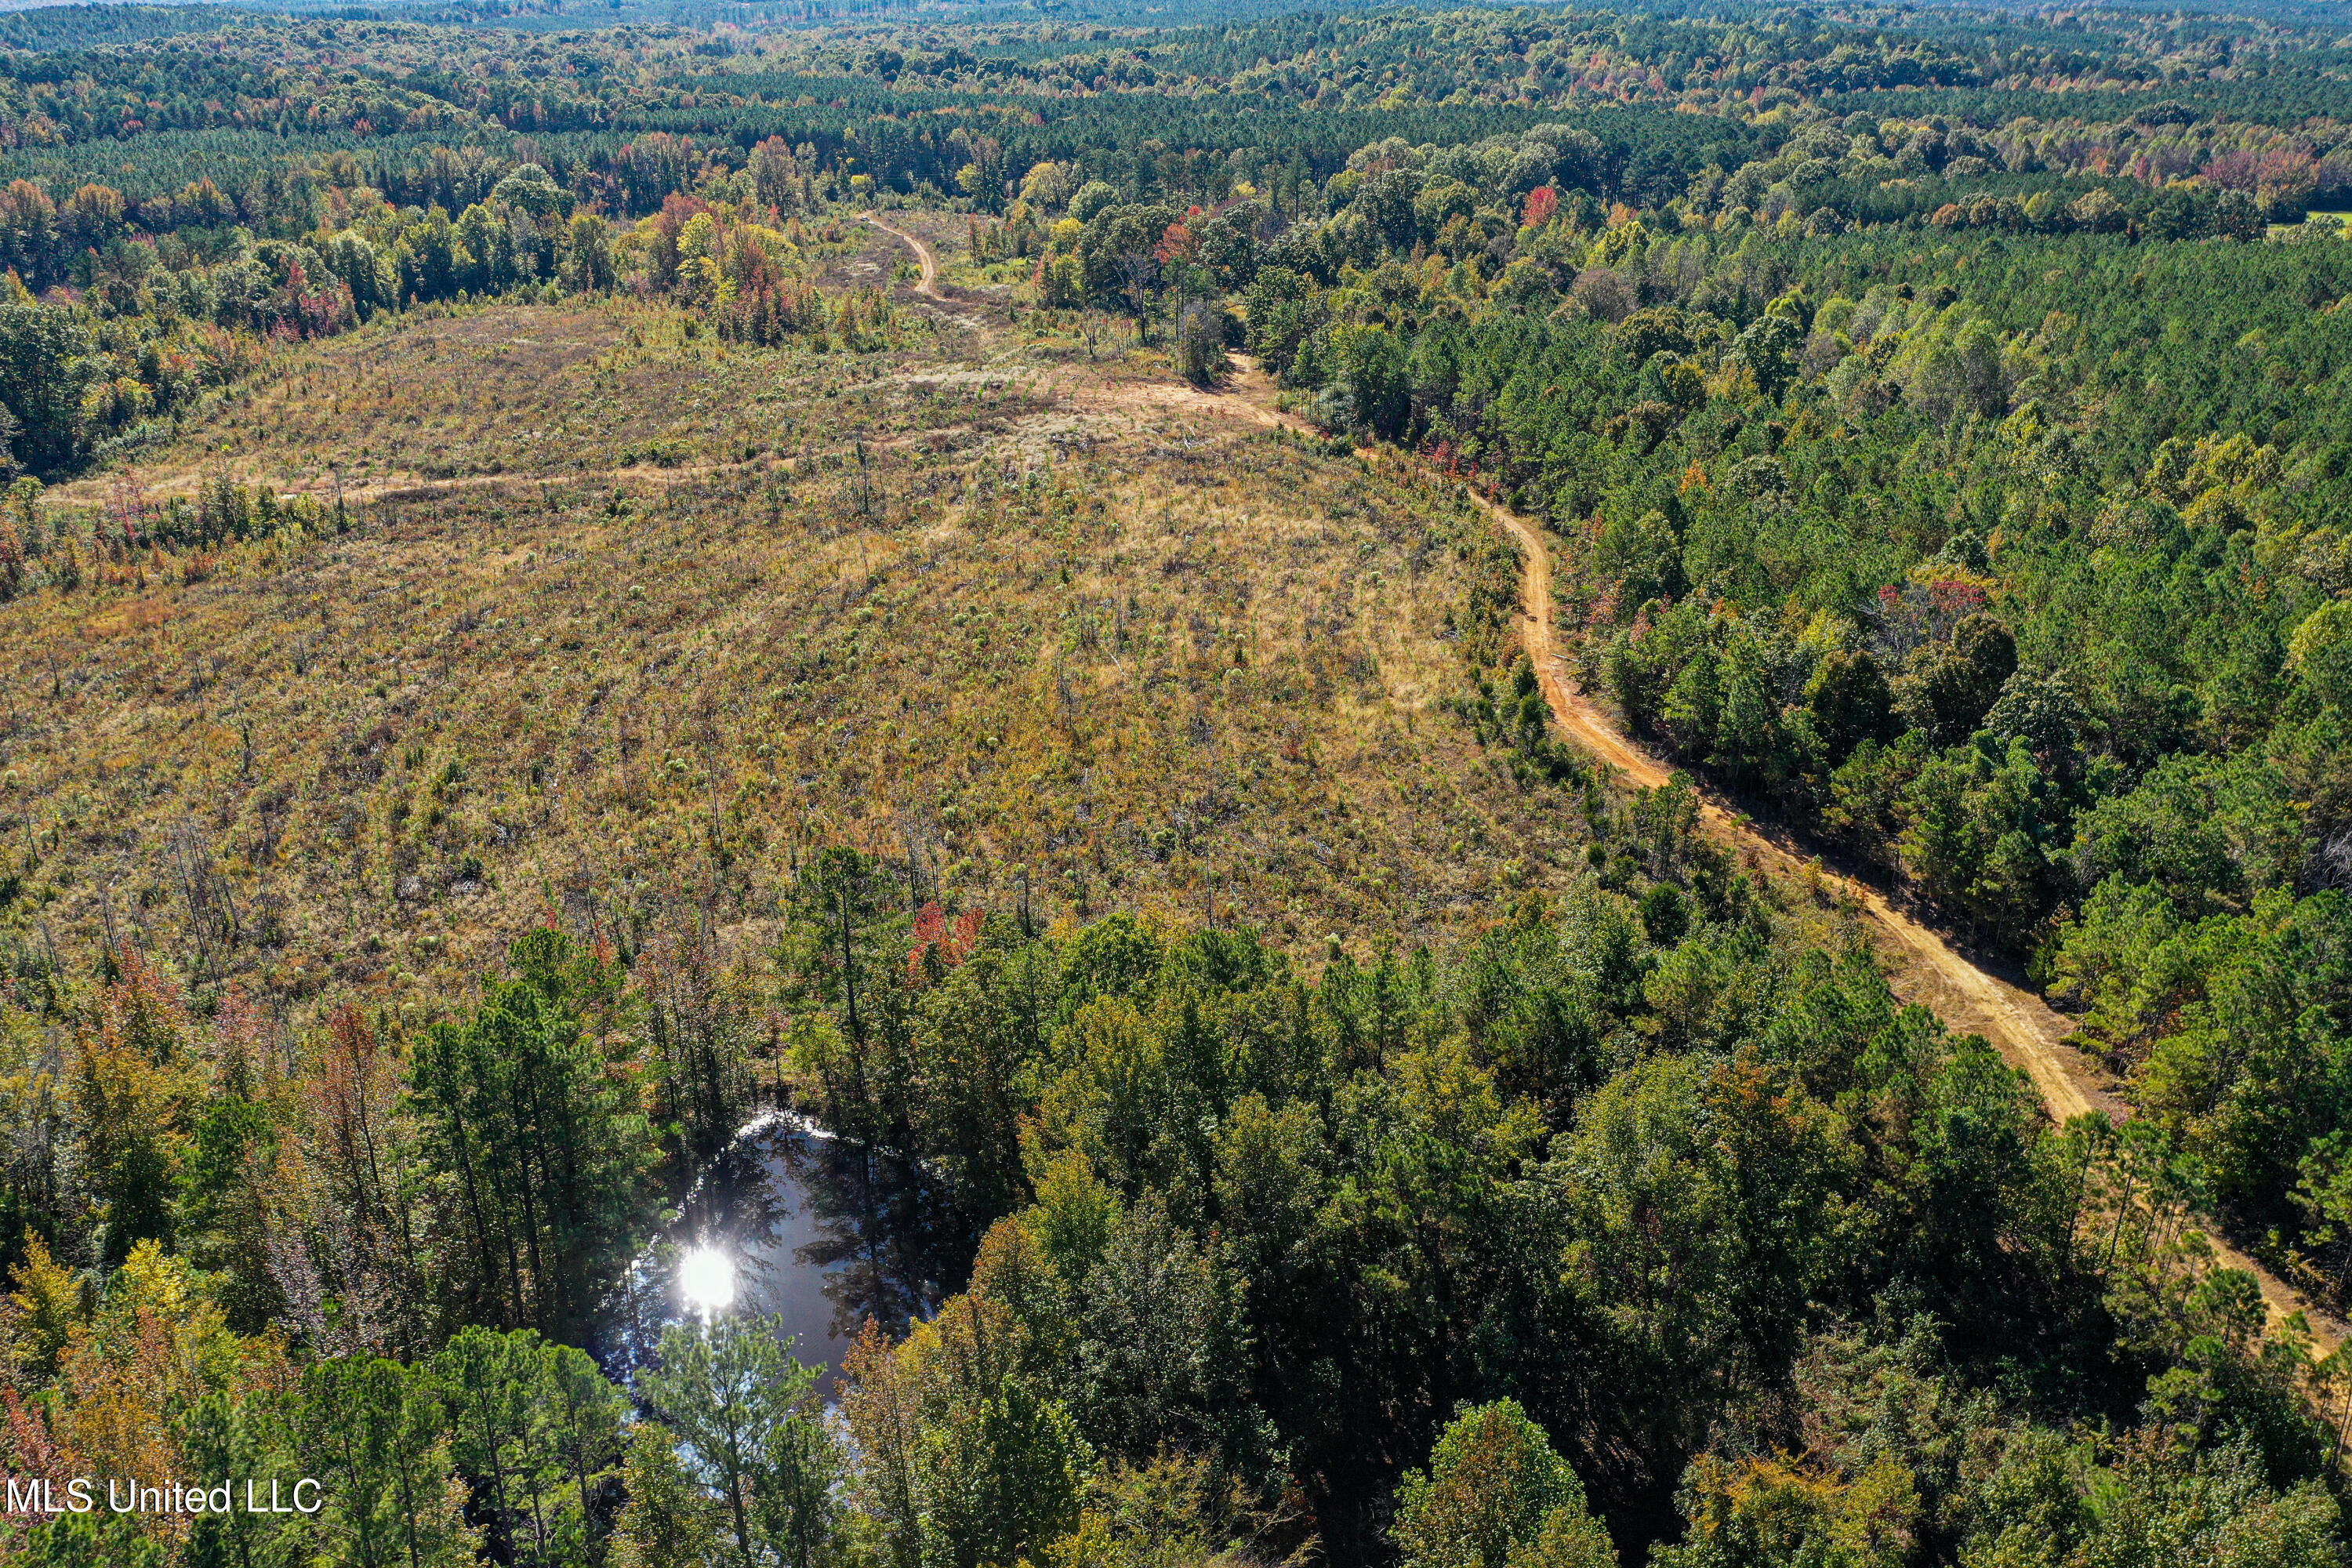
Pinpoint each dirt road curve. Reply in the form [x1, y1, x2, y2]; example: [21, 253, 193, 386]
[855, 219, 2342, 1352]
[1478, 499, 2111, 1120]
[862, 213, 956, 307]
[1475, 493, 2338, 1352]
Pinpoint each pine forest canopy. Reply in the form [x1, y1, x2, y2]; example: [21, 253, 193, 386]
[5, 0, 2352, 1563]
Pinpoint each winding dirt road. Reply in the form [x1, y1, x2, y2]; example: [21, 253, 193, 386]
[1477, 491, 2336, 1350]
[863, 219, 2342, 1354]
[1479, 499, 2113, 1118]
[864, 212, 981, 316]
[864, 212, 942, 294]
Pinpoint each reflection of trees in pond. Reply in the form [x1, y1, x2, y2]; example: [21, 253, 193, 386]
[690, 1134, 795, 1255]
[774, 1130, 971, 1342]
[598, 1119, 974, 1378]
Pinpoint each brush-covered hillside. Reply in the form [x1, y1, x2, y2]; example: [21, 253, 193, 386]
[9, 285, 1592, 1004]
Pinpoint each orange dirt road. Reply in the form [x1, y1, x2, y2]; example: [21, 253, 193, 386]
[1475, 490, 2337, 1352]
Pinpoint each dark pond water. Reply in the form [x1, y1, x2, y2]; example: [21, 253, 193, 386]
[604, 1113, 970, 1397]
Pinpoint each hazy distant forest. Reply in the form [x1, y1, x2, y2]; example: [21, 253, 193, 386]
[5, 0, 2352, 1563]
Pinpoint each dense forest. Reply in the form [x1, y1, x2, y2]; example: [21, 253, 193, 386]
[7, 873, 2345, 1565]
[7, 0, 2352, 1563]
[4, 0, 2347, 472]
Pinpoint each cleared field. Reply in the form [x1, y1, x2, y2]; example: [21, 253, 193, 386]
[6, 300, 1588, 1007]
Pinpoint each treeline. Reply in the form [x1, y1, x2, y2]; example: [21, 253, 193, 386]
[0, 142, 899, 476]
[5, 842, 2346, 1563]
[10, 1, 2351, 479]
[1, 70, 2314, 484]
[21, 2, 2346, 154]
[13, 2, 2352, 223]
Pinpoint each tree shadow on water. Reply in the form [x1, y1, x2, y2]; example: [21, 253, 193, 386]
[601, 1116, 975, 1392]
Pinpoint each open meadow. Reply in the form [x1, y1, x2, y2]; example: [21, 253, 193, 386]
[9, 286, 1592, 1011]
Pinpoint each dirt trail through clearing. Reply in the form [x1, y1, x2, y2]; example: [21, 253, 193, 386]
[863, 213, 985, 318]
[1480, 500, 2111, 1109]
[815, 220, 2352, 1352]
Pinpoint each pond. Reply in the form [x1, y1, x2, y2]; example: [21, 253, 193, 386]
[604, 1112, 971, 1397]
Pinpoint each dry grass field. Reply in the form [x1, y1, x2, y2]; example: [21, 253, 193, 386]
[4, 288, 1599, 1015]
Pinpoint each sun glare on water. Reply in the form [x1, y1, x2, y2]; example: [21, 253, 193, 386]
[678, 1247, 737, 1317]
